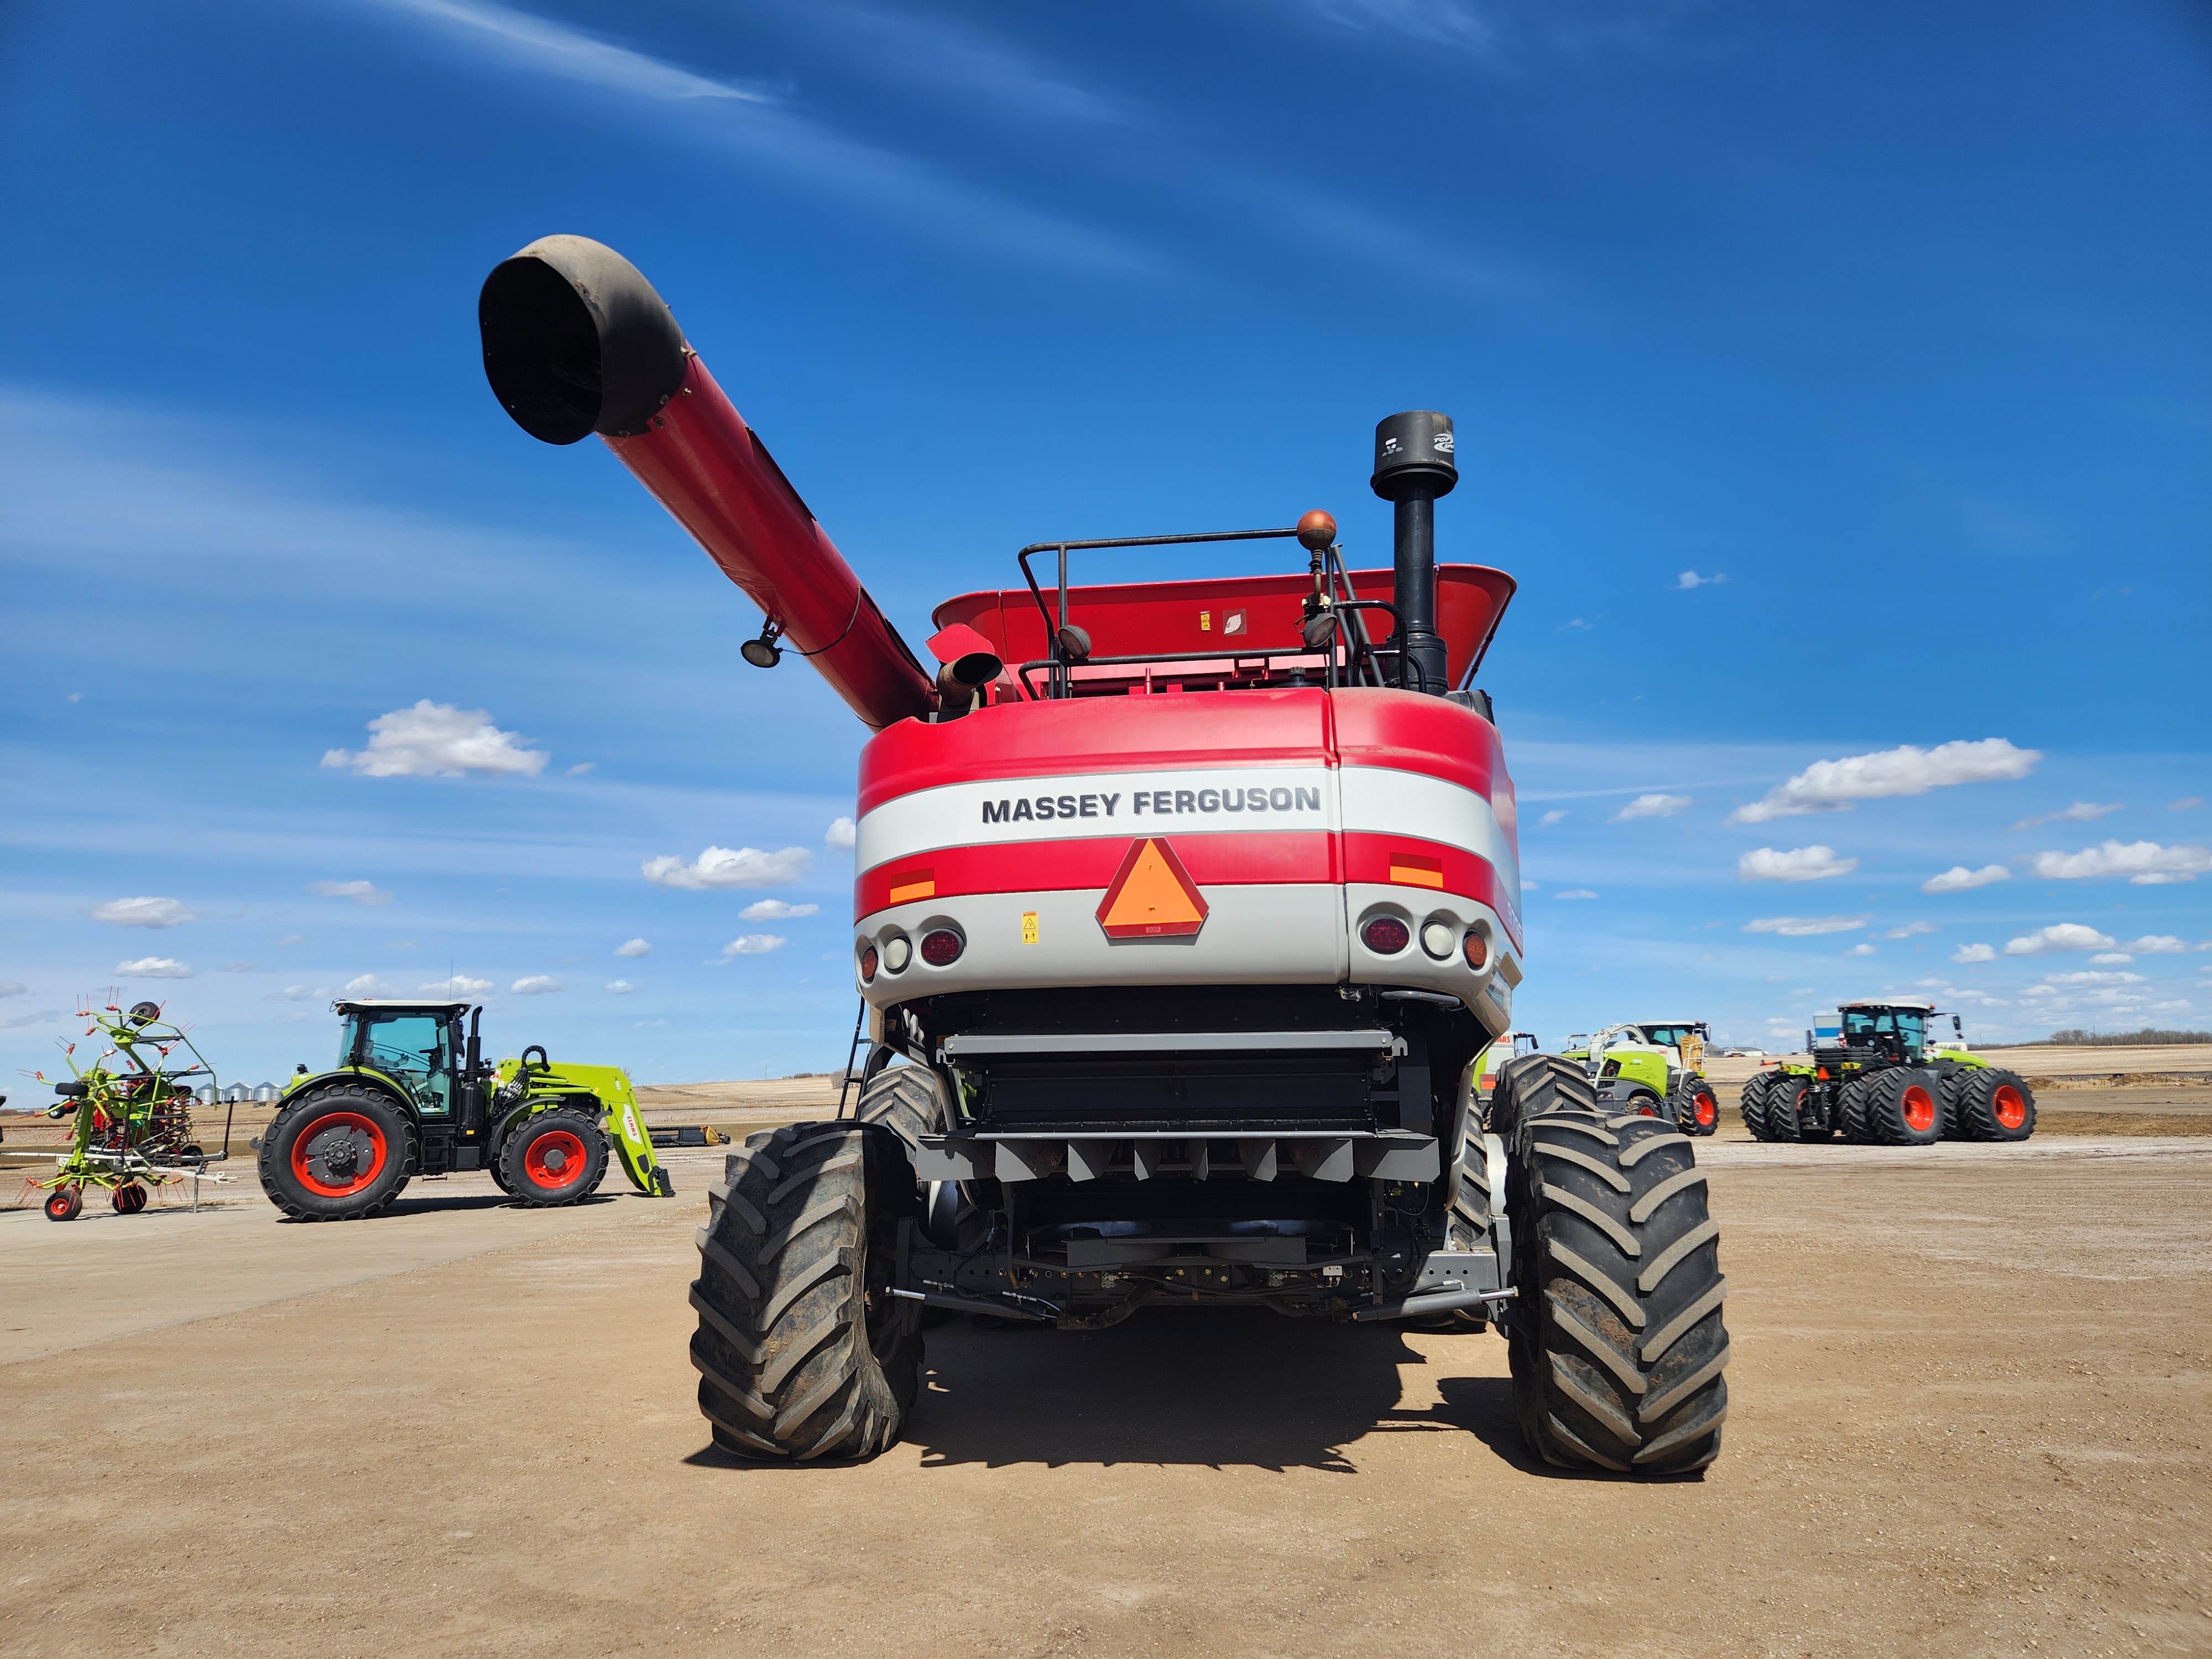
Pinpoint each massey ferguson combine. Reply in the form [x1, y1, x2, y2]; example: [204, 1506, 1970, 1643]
[479, 236, 1731, 1474]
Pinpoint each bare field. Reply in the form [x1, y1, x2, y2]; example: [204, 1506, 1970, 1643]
[3, 1137, 2209, 1657]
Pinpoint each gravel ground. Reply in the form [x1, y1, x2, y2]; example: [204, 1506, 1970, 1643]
[3, 1134, 2208, 1657]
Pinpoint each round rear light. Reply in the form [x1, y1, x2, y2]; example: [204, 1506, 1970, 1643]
[1419, 921, 1454, 960]
[858, 946, 879, 984]
[920, 928, 964, 967]
[1462, 930, 1489, 971]
[883, 935, 912, 973]
[1361, 916, 1410, 954]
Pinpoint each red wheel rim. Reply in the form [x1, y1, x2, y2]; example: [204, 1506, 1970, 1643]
[523, 1129, 588, 1190]
[1993, 1085, 2027, 1131]
[1901, 1085, 1936, 1134]
[292, 1111, 389, 1197]
[45, 1188, 76, 1218]
[1694, 1091, 1718, 1129]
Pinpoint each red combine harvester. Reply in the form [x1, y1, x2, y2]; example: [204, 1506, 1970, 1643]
[479, 237, 1730, 1473]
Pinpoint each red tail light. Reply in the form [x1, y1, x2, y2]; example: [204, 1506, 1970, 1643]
[920, 928, 964, 967]
[1462, 930, 1488, 971]
[858, 946, 879, 984]
[1361, 916, 1410, 954]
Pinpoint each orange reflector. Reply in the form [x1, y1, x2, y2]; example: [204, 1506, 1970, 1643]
[1389, 852, 1445, 889]
[1096, 838, 1209, 938]
[887, 869, 936, 905]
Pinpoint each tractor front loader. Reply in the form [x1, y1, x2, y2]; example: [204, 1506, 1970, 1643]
[1741, 1000, 2034, 1145]
[480, 236, 1731, 1475]
[257, 1000, 672, 1220]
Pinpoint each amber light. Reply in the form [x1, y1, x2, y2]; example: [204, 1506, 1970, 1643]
[920, 928, 964, 967]
[1462, 930, 1489, 971]
[858, 946, 879, 984]
[1361, 916, 1410, 954]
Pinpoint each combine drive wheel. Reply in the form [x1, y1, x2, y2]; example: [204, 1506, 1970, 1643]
[688, 1121, 922, 1462]
[44, 1185, 84, 1222]
[502, 1109, 611, 1207]
[1955, 1069, 2036, 1142]
[259, 1088, 416, 1221]
[1496, 1055, 1730, 1474]
[854, 1062, 966, 1254]
[1853, 1068, 1943, 1146]
[1670, 1077, 1720, 1138]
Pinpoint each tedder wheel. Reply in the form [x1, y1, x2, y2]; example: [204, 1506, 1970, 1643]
[689, 1121, 922, 1462]
[1846, 1068, 1943, 1146]
[500, 1109, 611, 1207]
[1955, 1069, 2036, 1142]
[44, 1185, 84, 1222]
[1496, 1054, 1730, 1474]
[112, 1182, 149, 1214]
[1670, 1076, 1720, 1138]
[258, 1087, 415, 1221]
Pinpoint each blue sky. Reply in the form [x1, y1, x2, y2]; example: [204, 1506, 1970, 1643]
[3, 0, 2208, 1086]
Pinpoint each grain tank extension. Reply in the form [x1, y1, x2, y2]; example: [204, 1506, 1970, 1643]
[480, 236, 1731, 1473]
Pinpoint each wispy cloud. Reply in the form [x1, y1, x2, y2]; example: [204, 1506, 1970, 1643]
[2010, 801, 2123, 831]
[1922, 864, 2009, 894]
[1730, 739, 2038, 824]
[643, 845, 812, 890]
[1743, 915, 1869, 937]
[2028, 839, 2211, 886]
[1611, 793, 1692, 822]
[92, 896, 195, 928]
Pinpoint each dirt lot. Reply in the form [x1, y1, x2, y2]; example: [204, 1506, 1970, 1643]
[4, 1127, 2209, 1657]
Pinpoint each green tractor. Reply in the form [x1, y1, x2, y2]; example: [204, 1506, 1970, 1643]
[1560, 1021, 1720, 1136]
[1741, 1000, 2034, 1146]
[258, 999, 671, 1221]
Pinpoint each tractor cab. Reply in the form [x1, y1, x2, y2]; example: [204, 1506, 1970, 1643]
[331, 1000, 477, 1114]
[1837, 1001, 1929, 1065]
[1635, 1021, 1710, 1074]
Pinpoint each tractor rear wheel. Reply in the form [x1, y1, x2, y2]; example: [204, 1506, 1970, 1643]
[1738, 1074, 1775, 1140]
[1498, 1055, 1729, 1474]
[688, 1121, 922, 1461]
[44, 1185, 82, 1222]
[1762, 1076, 1808, 1142]
[1954, 1069, 2036, 1142]
[501, 1109, 611, 1206]
[1670, 1076, 1719, 1137]
[259, 1088, 415, 1221]
[1848, 1068, 1943, 1146]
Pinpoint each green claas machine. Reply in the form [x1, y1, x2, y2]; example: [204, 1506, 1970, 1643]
[1561, 1022, 1720, 1136]
[258, 999, 671, 1220]
[1741, 999, 2034, 1145]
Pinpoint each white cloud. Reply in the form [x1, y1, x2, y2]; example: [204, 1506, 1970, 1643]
[1846, 942, 1877, 957]
[419, 975, 492, 995]
[219, 962, 260, 973]
[2043, 971, 2146, 987]
[1554, 889, 1598, 901]
[0, 981, 24, 998]
[2169, 797, 2203, 811]
[512, 975, 565, 995]
[278, 935, 305, 946]
[565, 762, 594, 776]
[1880, 922, 1936, 938]
[312, 879, 393, 906]
[614, 938, 651, 958]
[343, 974, 398, 995]
[719, 934, 788, 956]
[267, 985, 319, 1001]
[2125, 936, 2188, 954]
[0, 1009, 64, 1031]
[1538, 809, 1569, 828]
[606, 979, 636, 994]
[92, 896, 195, 928]
[1521, 879, 1540, 890]
[1951, 943, 1997, 963]
[740, 900, 820, 921]
[2011, 801, 2124, 831]
[1744, 915, 1870, 936]
[1676, 570, 1726, 589]
[1611, 793, 1692, 822]
[2003, 924, 2117, 957]
[642, 845, 812, 889]
[826, 816, 858, 850]
[1563, 617, 1592, 631]
[322, 700, 549, 778]
[1922, 864, 2010, 894]
[2028, 840, 2212, 886]
[116, 957, 191, 979]
[2088, 953, 2135, 966]
[1739, 846, 1858, 883]
[1730, 739, 2039, 824]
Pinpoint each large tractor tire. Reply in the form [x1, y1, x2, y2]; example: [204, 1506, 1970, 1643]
[1761, 1076, 1808, 1142]
[1843, 1068, 1943, 1146]
[259, 1087, 415, 1221]
[689, 1121, 923, 1462]
[1953, 1068, 2036, 1142]
[1497, 1055, 1730, 1474]
[1670, 1075, 1720, 1138]
[500, 1109, 611, 1207]
[1738, 1073, 1776, 1140]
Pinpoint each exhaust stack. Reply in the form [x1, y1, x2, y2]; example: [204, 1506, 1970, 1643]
[1370, 410, 1457, 696]
[479, 236, 935, 732]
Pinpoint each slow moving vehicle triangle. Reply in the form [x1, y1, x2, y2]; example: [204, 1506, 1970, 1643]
[1095, 838, 1208, 938]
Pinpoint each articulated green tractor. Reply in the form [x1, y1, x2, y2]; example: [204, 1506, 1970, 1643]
[258, 1000, 671, 1220]
[1560, 1021, 1720, 1136]
[1741, 1000, 2034, 1146]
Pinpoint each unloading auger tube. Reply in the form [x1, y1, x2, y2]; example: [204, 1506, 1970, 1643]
[479, 237, 1729, 1475]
